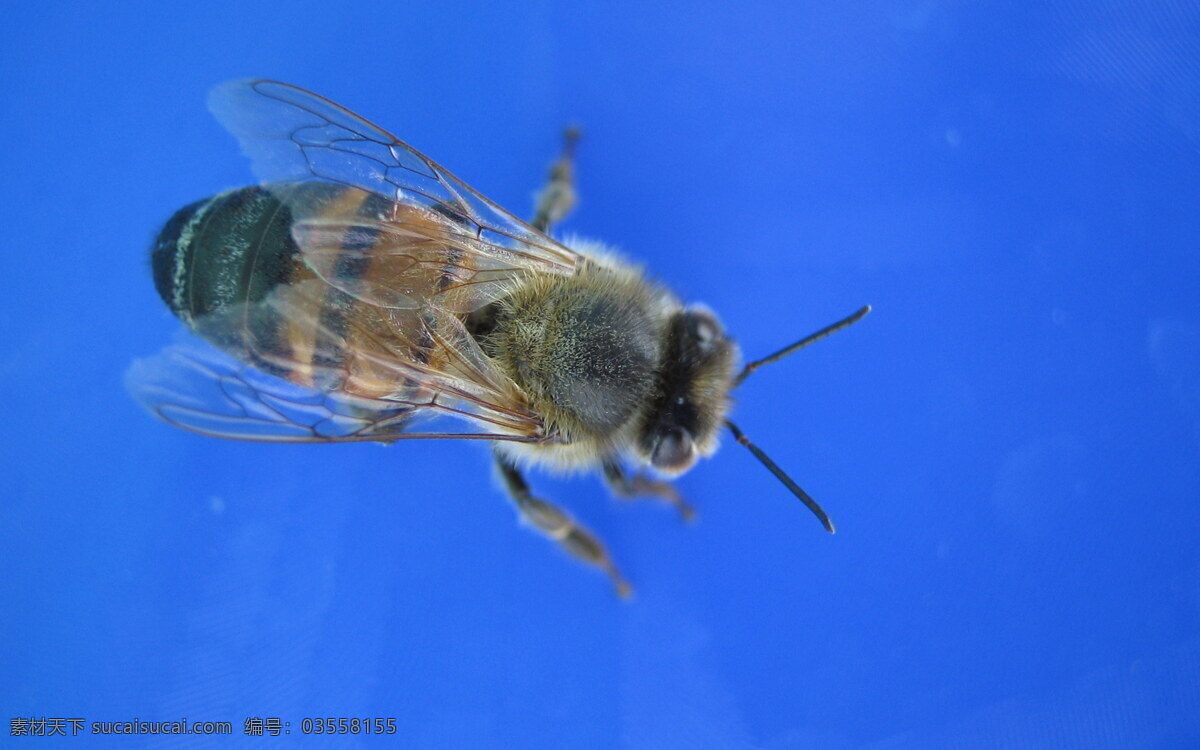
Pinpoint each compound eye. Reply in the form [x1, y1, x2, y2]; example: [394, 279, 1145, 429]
[651, 426, 696, 473]
[689, 311, 721, 352]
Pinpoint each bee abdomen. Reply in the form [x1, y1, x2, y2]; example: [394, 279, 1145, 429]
[151, 186, 299, 326]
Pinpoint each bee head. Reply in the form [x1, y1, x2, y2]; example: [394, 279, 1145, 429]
[637, 306, 738, 475]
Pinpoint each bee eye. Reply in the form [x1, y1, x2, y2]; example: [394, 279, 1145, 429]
[651, 426, 696, 473]
[689, 311, 720, 351]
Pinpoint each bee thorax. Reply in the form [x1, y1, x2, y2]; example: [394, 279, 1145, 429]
[483, 270, 666, 441]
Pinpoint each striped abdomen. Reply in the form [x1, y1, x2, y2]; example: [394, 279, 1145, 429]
[150, 184, 440, 405]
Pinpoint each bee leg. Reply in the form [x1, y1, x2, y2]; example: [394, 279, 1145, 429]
[530, 126, 580, 233]
[495, 453, 632, 598]
[602, 460, 696, 521]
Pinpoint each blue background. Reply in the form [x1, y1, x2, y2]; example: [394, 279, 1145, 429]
[3, 1, 1200, 747]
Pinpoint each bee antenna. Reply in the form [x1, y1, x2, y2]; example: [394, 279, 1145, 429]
[725, 420, 835, 533]
[563, 125, 582, 155]
[734, 305, 871, 387]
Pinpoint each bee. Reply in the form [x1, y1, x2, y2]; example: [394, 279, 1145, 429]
[129, 80, 870, 597]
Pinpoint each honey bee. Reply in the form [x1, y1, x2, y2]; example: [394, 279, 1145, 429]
[129, 80, 870, 597]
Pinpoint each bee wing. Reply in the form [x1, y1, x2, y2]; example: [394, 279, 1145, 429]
[282, 189, 546, 313]
[128, 286, 550, 444]
[208, 79, 582, 311]
[128, 334, 416, 443]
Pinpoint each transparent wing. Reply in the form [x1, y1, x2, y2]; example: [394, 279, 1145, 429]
[129, 335, 407, 443]
[127, 333, 549, 445]
[208, 79, 582, 311]
[127, 280, 552, 445]
[284, 191, 550, 314]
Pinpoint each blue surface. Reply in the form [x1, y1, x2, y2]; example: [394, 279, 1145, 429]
[3, 1, 1200, 747]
